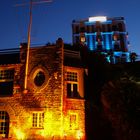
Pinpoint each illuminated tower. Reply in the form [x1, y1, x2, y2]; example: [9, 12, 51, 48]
[72, 16, 130, 63]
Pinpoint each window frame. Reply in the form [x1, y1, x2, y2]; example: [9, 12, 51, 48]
[0, 111, 9, 138]
[67, 82, 78, 98]
[0, 69, 14, 82]
[65, 71, 78, 82]
[0, 68, 15, 97]
[65, 71, 80, 98]
[69, 113, 79, 130]
[32, 112, 44, 129]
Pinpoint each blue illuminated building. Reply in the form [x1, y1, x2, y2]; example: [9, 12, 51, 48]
[72, 16, 130, 63]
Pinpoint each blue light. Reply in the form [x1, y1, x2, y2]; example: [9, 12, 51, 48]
[124, 52, 130, 62]
[102, 32, 113, 35]
[114, 51, 122, 56]
[103, 34, 112, 50]
[106, 56, 111, 63]
[85, 20, 112, 25]
[89, 35, 93, 50]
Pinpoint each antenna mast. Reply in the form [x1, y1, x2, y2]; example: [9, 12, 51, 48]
[24, 0, 32, 91]
[15, 0, 52, 92]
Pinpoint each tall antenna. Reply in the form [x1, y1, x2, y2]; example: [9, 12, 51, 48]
[24, 0, 33, 92]
[15, 0, 52, 92]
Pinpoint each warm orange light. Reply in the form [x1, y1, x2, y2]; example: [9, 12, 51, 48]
[76, 130, 83, 139]
[13, 128, 25, 140]
[9, 105, 85, 139]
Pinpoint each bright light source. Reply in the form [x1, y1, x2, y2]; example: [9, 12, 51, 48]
[76, 130, 83, 139]
[80, 37, 86, 42]
[89, 16, 107, 22]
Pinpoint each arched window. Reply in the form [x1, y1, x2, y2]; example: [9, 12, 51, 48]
[0, 111, 9, 138]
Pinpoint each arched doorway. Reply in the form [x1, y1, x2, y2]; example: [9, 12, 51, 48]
[0, 111, 9, 138]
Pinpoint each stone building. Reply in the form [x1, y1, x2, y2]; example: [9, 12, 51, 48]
[0, 38, 85, 140]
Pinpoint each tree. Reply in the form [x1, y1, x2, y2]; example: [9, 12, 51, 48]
[101, 76, 140, 140]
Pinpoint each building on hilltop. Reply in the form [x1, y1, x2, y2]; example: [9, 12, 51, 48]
[0, 38, 85, 140]
[72, 16, 130, 64]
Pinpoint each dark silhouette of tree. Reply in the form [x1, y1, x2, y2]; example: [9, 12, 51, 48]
[82, 48, 114, 140]
[101, 75, 140, 140]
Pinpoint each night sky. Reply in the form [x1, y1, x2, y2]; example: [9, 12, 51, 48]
[0, 0, 140, 55]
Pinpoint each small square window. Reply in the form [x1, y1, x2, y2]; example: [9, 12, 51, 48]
[0, 69, 14, 80]
[66, 72, 78, 82]
[32, 112, 44, 128]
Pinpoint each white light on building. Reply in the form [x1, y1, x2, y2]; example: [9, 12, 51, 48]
[89, 16, 107, 22]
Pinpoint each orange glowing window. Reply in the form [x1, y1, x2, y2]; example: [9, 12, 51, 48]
[66, 71, 81, 98]
[0, 69, 14, 80]
[32, 112, 44, 128]
[113, 35, 118, 41]
[69, 113, 78, 130]
[67, 83, 80, 98]
[80, 36, 86, 42]
[0, 111, 9, 138]
[66, 72, 78, 82]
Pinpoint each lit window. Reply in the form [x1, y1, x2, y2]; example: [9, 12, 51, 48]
[113, 35, 118, 41]
[0, 111, 9, 138]
[81, 37, 86, 43]
[0, 69, 14, 81]
[69, 114, 78, 130]
[66, 72, 77, 82]
[67, 83, 80, 98]
[32, 112, 44, 128]
[66, 71, 80, 98]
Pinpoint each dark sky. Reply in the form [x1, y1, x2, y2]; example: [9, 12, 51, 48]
[0, 0, 140, 55]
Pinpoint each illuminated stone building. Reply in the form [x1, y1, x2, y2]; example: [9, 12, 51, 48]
[72, 16, 130, 63]
[0, 38, 85, 140]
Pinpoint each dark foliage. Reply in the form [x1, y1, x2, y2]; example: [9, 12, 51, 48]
[80, 45, 140, 140]
[101, 78, 140, 140]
